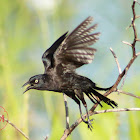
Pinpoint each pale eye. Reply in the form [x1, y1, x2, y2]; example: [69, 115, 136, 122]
[35, 79, 39, 84]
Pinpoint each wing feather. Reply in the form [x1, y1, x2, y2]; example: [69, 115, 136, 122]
[41, 16, 100, 73]
[65, 47, 96, 64]
[54, 16, 100, 70]
[42, 32, 68, 72]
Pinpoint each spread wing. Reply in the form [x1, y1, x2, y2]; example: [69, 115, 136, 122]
[42, 32, 68, 72]
[54, 16, 100, 71]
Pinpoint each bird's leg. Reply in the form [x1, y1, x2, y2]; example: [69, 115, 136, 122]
[74, 89, 93, 130]
[78, 103, 93, 130]
[64, 93, 89, 128]
[78, 103, 87, 123]
[81, 100, 93, 131]
[63, 93, 70, 129]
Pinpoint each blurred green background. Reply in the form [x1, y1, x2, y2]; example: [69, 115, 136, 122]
[0, 0, 140, 140]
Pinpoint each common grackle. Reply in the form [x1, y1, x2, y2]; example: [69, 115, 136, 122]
[23, 16, 118, 129]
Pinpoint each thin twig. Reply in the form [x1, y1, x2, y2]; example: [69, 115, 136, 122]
[117, 90, 140, 99]
[136, 15, 140, 19]
[136, 0, 140, 5]
[92, 108, 140, 115]
[136, 39, 140, 41]
[122, 41, 132, 47]
[110, 48, 122, 74]
[0, 115, 30, 140]
[63, 93, 70, 129]
[136, 52, 140, 56]
[131, 0, 137, 56]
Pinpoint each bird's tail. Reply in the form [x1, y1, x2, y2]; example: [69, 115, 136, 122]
[85, 88, 118, 108]
[93, 85, 112, 91]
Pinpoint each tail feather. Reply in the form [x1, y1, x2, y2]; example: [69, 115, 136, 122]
[89, 92, 103, 107]
[86, 88, 118, 108]
[85, 91, 103, 107]
[93, 86, 112, 91]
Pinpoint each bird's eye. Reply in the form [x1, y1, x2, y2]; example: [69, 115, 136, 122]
[35, 79, 39, 84]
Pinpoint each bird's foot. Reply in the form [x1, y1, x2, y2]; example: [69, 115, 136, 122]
[81, 117, 93, 131]
[87, 119, 93, 131]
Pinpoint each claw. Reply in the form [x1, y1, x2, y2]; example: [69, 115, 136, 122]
[81, 116, 94, 131]
[87, 119, 93, 131]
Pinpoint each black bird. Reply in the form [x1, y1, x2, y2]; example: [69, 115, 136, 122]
[23, 16, 118, 129]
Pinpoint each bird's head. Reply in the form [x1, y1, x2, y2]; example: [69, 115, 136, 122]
[22, 74, 47, 93]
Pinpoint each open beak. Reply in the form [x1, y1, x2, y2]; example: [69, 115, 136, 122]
[22, 81, 33, 94]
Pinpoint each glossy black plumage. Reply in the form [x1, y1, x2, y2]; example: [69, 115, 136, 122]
[23, 17, 118, 129]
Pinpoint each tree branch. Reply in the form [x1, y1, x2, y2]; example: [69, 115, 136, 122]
[61, 0, 140, 139]
[117, 90, 140, 99]
[92, 108, 140, 115]
[0, 115, 30, 140]
[110, 47, 122, 74]
[61, 108, 140, 140]
[122, 41, 132, 47]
